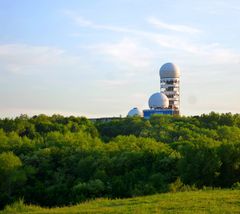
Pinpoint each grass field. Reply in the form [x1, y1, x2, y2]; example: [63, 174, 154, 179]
[1, 189, 240, 213]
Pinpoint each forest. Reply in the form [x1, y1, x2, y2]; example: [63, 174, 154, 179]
[0, 112, 240, 209]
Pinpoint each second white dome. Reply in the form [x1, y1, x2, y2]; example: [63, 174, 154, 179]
[148, 92, 169, 109]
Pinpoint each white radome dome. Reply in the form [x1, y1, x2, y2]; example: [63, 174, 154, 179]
[159, 62, 180, 78]
[148, 92, 169, 109]
[127, 107, 143, 117]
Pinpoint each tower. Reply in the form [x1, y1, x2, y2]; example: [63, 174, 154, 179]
[159, 63, 180, 115]
[128, 62, 181, 119]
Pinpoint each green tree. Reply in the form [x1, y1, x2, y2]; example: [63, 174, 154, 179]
[178, 138, 222, 187]
[0, 152, 25, 208]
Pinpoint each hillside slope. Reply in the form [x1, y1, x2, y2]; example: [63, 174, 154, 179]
[2, 189, 240, 214]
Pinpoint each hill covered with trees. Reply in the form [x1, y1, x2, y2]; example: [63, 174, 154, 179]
[0, 112, 240, 209]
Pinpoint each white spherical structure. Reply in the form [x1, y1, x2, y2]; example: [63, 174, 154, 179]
[148, 92, 169, 109]
[159, 62, 180, 78]
[127, 107, 142, 117]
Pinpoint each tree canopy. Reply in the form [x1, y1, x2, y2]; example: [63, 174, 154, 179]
[0, 112, 240, 208]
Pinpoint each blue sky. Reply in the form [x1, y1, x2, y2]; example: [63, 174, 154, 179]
[1, 0, 240, 117]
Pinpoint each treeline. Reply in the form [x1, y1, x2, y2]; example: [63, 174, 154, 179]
[0, 112, 240, 208]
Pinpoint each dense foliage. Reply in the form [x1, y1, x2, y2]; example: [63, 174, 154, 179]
[0, 112, 240, 208]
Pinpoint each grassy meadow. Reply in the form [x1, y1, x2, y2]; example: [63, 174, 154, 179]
[2, 189, 240, 214]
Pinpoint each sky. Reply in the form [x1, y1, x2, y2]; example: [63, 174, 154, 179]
[1, 0, 240, 118]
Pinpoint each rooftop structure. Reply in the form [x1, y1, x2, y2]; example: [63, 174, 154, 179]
[128, 62, 181, 119]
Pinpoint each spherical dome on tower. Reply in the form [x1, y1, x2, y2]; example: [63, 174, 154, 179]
[127, 107, 143, 117]
[159, 62, 180, 78]
[148, 92, 169, 109]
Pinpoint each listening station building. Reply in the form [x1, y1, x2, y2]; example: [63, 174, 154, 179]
[127, 62, 180, 119]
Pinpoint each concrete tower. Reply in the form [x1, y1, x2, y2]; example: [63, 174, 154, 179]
[159, 63, 180, 115]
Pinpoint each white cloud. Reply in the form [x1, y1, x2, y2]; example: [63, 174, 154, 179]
[96, 79, 131, 87]
[63, 10, 93, 27]
[0, 44, 88, 74]
[148, 17, 202, 34]
[202, 45, 240, 64]
[63, 10, 201, 52]
[63, 9, 129, 33]
[63, 10, 240, 64]
[89, 38, 154, 69]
